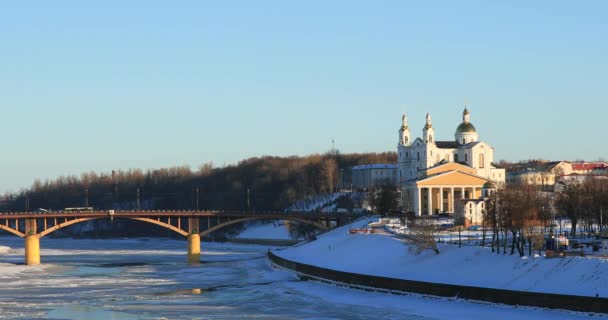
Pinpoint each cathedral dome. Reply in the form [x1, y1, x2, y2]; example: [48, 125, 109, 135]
[456, 122, 477, 133]
[454, 107, 479, 144]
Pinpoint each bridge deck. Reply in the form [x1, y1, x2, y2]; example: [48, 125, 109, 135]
[0, 210, 355, 219]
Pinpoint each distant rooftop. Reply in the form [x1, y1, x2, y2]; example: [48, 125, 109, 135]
[572, 162, 608, 171]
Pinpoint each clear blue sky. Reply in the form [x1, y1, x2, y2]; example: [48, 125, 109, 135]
[1, 1, 607, 193]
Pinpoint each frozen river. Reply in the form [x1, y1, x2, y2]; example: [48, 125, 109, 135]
[0, 237, 598, 320]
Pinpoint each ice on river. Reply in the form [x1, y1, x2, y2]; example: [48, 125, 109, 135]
[0, 237, 602, 320]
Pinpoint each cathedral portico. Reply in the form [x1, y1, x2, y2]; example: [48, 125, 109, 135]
[397, 108, 505, 221]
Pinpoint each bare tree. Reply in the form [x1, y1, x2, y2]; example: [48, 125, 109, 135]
[410, 218, 440, 254]
[198, 162, 214, 176]
[557, 183, 585, 237]
[321, 158, 338, 194]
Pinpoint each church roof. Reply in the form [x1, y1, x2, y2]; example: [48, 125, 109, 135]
[436, 141, 460, 149]
[415, 170, 492, 187]
[456, 122, 477, 133]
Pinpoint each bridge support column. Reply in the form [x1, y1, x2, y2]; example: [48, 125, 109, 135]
[187, 233, 201, 264]
[25, 235, 41, 266]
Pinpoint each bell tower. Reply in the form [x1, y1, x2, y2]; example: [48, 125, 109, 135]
[399, 114, 411, 146]
[423, 113, 435, 144]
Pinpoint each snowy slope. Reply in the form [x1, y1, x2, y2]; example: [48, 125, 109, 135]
[286, 192, 345, 212]
[235, 221, 296, 240]
[275, 218, 608, 298]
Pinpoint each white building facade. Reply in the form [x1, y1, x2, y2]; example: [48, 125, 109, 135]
[350, 164, 398, 190]
[397, 108, 505, 221]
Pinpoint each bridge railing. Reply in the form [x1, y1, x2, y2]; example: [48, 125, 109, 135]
[0, 209, 361, 217]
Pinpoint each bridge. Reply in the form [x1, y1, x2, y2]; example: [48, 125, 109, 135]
[0, 210, 357, 265]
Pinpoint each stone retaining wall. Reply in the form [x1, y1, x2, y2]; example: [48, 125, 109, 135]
[268, 250, 608, 314]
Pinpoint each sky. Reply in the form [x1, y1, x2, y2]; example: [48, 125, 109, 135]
[1, 1, 607, 193]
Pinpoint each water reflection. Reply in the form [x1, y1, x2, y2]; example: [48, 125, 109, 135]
[155, 288, 213, 296]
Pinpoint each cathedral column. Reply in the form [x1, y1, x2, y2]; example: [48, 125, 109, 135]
[461, 187, 465, 199]
[450, 187, 455, 213]
[416, 187, 422, 216]
[439, 187, 444, 213]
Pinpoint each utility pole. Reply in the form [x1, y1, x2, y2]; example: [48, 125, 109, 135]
[85, 187, 89, 207]
[25, 193, 30, 212]
[137, 187, 141, 210]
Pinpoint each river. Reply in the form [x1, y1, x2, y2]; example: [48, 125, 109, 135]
[0, 237, 595, 320]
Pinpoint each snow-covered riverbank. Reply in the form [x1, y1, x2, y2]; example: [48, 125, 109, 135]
[0, 237, 600, 320]
[275, 218, 608, 298]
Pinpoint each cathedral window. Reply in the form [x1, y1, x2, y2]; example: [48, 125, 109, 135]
[479, 154, 485, 168]
[417, 152, 420, 161]
[465, 154, 468, 163]
[455, 154, 459, 162]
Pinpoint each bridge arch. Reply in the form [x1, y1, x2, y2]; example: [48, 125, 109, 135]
[0, 225, 25, 238]
[199, 216, 327, 238]
[37, 217, 189, 238]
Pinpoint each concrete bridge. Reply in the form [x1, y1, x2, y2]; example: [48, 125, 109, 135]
[0, 210, 356, 265]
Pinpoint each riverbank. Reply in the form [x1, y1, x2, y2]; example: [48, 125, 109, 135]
[270, 217, 608, 310]
[0, 237, 596, 320]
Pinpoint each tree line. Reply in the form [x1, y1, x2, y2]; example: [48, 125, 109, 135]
[483, 177, 608, 257]
[1, 152, 396, 213]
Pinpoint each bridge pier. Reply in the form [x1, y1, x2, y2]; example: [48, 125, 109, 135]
[25, 235, 41, 266]
[187, 233, 201, 264]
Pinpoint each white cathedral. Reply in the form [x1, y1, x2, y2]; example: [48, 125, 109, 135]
[397, 108, 505, 224]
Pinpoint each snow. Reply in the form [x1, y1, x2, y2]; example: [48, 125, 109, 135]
[281, 280, 597, 320]
[352, 164, 397, 170]
[235, 221, 296, 240]
[286, 192, 346, 212]
[274, 217, 608, 298]
[0, 237, 604, 319]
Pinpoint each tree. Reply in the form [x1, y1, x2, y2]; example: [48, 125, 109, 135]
[321, 158, 338, 194]
[410, 218, 440, 254]
[557, 183, 585, 237]
[198, 162, 214, 176]
[369, 184, 399, 216]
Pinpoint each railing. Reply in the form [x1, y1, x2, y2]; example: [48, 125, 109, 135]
[0, 210, 356, 217]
